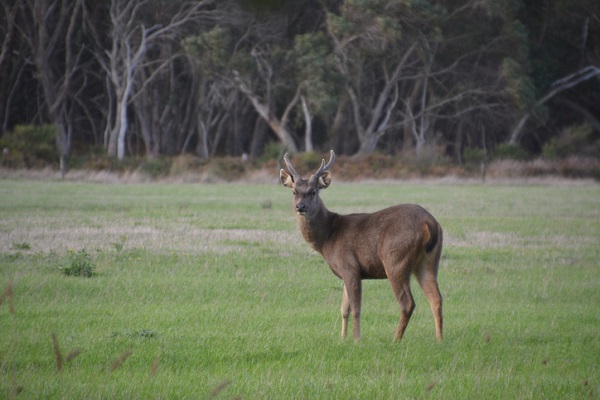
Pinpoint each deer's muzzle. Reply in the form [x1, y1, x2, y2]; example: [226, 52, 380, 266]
[296, 203, 308, 214]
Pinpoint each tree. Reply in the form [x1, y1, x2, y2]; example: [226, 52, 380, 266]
[182, 33, 241, 158]
[325, 0, 412, 156]
[184, 22, 252, 157]
[324, 0, 515, 157]
[507, 0, 600, 148]
[186, 13, 294, 153]
[509, 65, 600, 144]
[291, 32, 342, 151]
[0, 0, 597, 163]
[96, 0, 213, 160]
[0, 1, 22, 134]
[17, 0, 87, 174]
[232, 53, 301, 153]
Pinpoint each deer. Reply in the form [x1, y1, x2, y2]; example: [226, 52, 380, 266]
[279, 150, 443, 342]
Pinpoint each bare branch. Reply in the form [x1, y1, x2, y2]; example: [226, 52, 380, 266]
[509, 65, 600, 144]
[281, 83, 304, 128]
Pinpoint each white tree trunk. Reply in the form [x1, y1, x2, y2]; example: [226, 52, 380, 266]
[301, 95, 313, 152]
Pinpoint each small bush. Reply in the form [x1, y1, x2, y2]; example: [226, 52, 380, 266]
[364, 152, 395, 171]
[297, 151, 322, 171]
[11, 242, 31, 251]
[0, 124, 58, 167]
[111, 235, 127, 253]
[259, 141, 285, 163]
[62, 249, 95, 277]
[494, 143, 529, 161]
[129, 329, 158, 339]
[139, 157, 172, 178]
[542, 124, 597, 160]
[210, 158, 247, 181]
[170, 154, 203, 175]
[462, 147, 485, 164]
[282, 151, 341, 176]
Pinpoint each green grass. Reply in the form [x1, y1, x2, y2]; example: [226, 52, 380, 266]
[0, 179, 598, 399]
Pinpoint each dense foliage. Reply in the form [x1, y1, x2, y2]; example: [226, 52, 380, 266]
[0, 0, 598, 167]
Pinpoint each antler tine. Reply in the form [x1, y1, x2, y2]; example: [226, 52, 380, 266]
[313, 150, 336, 177]
[283, 153, 301, 180]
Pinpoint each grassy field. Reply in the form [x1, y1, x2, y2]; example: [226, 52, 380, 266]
[0, 179, 598, 399]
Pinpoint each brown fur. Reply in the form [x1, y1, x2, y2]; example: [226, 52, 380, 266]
[280, 151, 443, 341]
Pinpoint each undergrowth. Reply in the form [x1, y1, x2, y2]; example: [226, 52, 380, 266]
[2, 151, 599, 182]
[61, 249, 95, 277]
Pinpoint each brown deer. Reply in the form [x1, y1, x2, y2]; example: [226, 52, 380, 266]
[280, 150, 443, 341]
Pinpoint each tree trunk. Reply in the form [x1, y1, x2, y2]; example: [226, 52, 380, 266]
[354, 135, 379, 157]
[233, 71, 298, 152]
[301, 95, 313, 152]
[250, 117, 267, 159]
[55, 121, 71, 178]
[454, 118, 463, 164]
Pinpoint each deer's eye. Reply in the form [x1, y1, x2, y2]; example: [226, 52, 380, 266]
[292, 190, 296, 195]
[311, 190, 317, 196]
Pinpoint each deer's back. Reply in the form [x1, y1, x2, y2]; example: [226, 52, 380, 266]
[323, 204, 440, 279]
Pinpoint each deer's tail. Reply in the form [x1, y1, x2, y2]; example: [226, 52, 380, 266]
[424, 220, 441, 253]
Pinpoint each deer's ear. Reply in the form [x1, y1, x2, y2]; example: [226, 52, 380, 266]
[280, 169, 294, 188]
[318, 171, 331, 189]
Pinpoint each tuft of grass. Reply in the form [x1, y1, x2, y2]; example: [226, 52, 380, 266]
[209, 379, 232, 398]
[109, 349, 133, 372]
[51, 332, 83, 371]
[11, 242, 31, 251]
[65, 348, 82, 362]
[260, 199, 272, 210]
[51, 332, 64, 371]
[112, 329, 159, 339]
[61, 249, 94, 277]
[111, 235, 127, 253]
[149, 356, 160, 377]
[0, 282, 15, 314]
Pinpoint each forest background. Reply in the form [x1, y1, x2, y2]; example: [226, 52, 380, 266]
[0, 0, 599, 180]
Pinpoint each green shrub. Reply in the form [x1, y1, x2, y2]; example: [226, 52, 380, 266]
[0, 124, 58, 167]
[210, 158, 246, 181]
[297, 151, 321, 171]
[62, 249, 95, 277]
[11, 242, 31, 251]
[139, 157, 172, 178]
[462, 147, 485, 164]
[170, 154, 203, 175]
[542, 124, 597, 160]
[259, 141, 285, 163]
[111, 235, 127, 253]
[494, 143, 529, 160]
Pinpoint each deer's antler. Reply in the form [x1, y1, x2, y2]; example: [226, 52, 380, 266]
[283, 153, 302, 181]
[312, 150, 335, 178]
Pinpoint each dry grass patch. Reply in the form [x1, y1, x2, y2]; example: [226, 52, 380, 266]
[0, 218, 297, 255]
[446, 231, 597, 249]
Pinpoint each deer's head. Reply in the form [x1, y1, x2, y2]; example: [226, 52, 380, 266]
[280, 150, 335, 219]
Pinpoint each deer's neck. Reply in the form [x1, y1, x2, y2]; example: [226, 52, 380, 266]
[297, 206, 337, 254]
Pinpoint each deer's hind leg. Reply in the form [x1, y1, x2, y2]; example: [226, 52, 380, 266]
[417, 256, 443, 341]
[417, 273, 443, 341]
[389, 274, 415, 342]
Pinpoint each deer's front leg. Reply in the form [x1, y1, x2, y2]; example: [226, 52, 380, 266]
[341, 284, 351, 339]
[342, 276, 362, 341]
